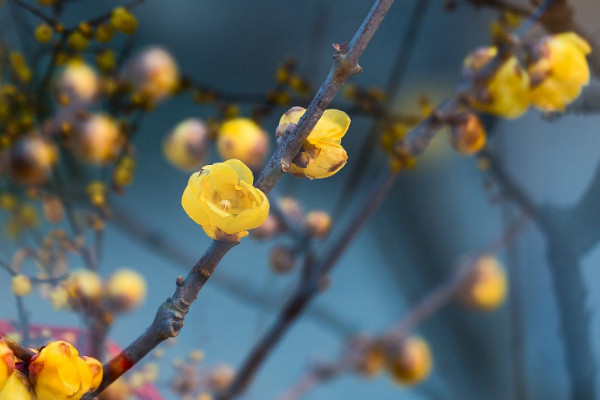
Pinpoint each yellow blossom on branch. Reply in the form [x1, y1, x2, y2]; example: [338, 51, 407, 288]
[459, 255, 507, 311]
[0, 371, 36, 400]
[463, 47, 530, 119]
[529, 32, 591, 112]
[0, 341, 14, 392]
[385, 336, 432, 386]
[182, 159, 269, 241]
[28, 341, 100, 400]
[277, 107, 350, 179]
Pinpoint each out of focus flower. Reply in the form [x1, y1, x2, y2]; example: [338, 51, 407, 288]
[164, 119, 210, 171]
[113, 157, 136, 188]
[385, 336, 432, 386]
[459, 255, 507, 311]
[217, 118, 269, 169]
[122, 47, 179, 103]
[447, 113, 486, 155]
[304, 210, 331, 238]
[105, 269, 147, 312]
[250, 213, 280, 240]
[98, 377, 130, 400]
[277, 107, 350, 179]
[29, 341, 98, 400]
[181, 159, 269, 241]
[0, 341, 14, 392]
[96, 24, 114, 43]
[9, 52, 32, 84]
[463, 47, 530, 118]
[6, 135, 57, 185]
[208, 364, 235, 392]
[347, 336, 385, 377]
[11, 275, 32, 297]
[269, 246, 296, 273]
[65, 269, 103, 301]
[0, 371, 36, 400]
[110, 7, 138, 34]
[529, 32, 591, 112]
[87, 182, 108, 208]
[34, 24, 53, 43]
[73, 114, 124, 165]
[56, 61, 99, 104]
[41, 195, 64, 224]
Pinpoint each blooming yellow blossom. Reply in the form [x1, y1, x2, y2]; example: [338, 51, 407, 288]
[11, 275, 32, 297]
[385, 336, 432, 386]
[0, 341, 14, 392]
[277, 107, 350, 179]
[105, 269, 147, 312]
[529, 32, 591, 112]
[182, 159, 269, 241]
[463, 47, 530, 118]
[28, 341, 98, 400]
[460, 255, 507, 311]
[164, 119, 210, 171]
[217, 118, 269, 169]
[0, 371, 36, 400]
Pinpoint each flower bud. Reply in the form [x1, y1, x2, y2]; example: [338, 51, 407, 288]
[0, 341, 14, 392]
[459, 255, 507, 311]
[0, 371, 35, 400]
[447, 113, 486, 155]
[34, 23, 53, 43]
[105, 269, 147, 312]
[96, 24, 114, 43]
[121, 47, 179, 103]
[208, 364, 235, 392]
[346, 336, 385, 377]
[384, 336, 432, 386]
[217, 118, 269, 169]
[65, 269, 104, 302]
[269, 246, 296, 274]
[110, 7, 138, 34]
[163, 119, 209, 171]
[250, 213, 280, 240]
[56, 61, 99, 104]
[29, 341, 96, 400]
[7, 136, 57, 185]
[304, 210, 331, 238]
[73, 114, 124, 165]
[278, 196, 303, 223]
[11, 274, 32, 297]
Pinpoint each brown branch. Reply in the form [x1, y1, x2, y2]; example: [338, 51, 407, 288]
[0, 330, 35, 363]
[86, 0, 397, 396]
[278, 361, 345, 400]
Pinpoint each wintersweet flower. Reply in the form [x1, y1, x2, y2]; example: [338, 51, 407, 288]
[277, 107, 350, 179]
[122, 47, 179, 103]
[385, 336, 432, 386]
[11, 274, 32, 297]
[463, 47, 530, 118]
[529, 32, 591, 112]
[459, 255, 507, 311]
[105, 269, 147, 313]
[181, 159, 269, 241]
[163, 119, 210, 171]
[56, 61, 99, 104]
[82, 357, 103, 391]
[28, 341, 99, 400]
[0, 341, 14, 392]
[0, 371, 36, 400]
[217, 118, 269, 169]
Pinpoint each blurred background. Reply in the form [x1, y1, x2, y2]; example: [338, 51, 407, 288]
[1, 0, 600, 399]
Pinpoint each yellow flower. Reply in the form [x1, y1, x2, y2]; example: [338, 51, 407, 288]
[385, 336, 432, 386]
[105, 269, 147, 313]
[164, 119, 209, 171]
[65, 269, 103, 301]
[7, 136, 58, 186]
[56, 61, 99, 104]
[82, 357, 103, 391]
[73, 114, 124, 165]
[459, 255, 507, 311]
[182, 159, 269, 241]
[0, 371, 36, 400]
[217, 118, 269, 169]
[529, 32, 591, 112]
[28, 341, 97, 400]
[11, 275, 32, 297]
[122, 47, 179, 103]
[110, 7, 137, 34]
[463, 47, 530, 118]
[277, 107, 350, 179]
[0, 341, 14, 392]
[34, 24, 53, 43]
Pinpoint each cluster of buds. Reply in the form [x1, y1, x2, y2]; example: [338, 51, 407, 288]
[346, 334, 432, 386]
[0, 339, 102, 400]
[170, 351, 234, 400]
[49, 268, 147, 315]
[463, 31, 591, 118]
[0, 195, 41, 239]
